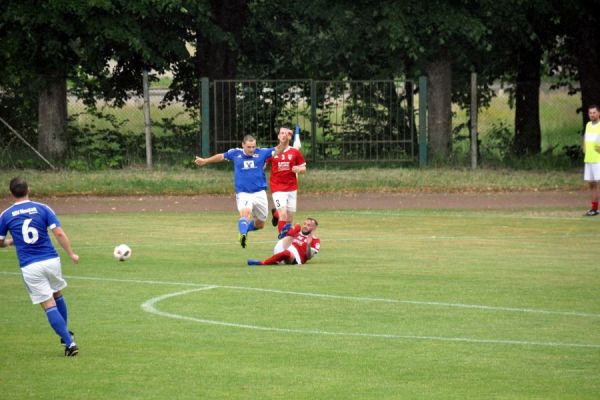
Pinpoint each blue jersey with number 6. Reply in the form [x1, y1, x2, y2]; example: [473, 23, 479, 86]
[0, 201, 60, 268]
[224, 147, 274, 193]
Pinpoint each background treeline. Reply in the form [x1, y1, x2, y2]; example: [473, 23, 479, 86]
[0, 0, 597, 168]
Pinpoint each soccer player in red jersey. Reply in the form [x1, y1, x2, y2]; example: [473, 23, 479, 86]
[269, 127, 306, 233]
[247, 217, 320, 266]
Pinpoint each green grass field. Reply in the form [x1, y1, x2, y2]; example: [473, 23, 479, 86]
[1, 209, 599, 399]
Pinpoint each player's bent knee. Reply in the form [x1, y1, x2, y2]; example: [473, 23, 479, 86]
[283, 250, 294, 263]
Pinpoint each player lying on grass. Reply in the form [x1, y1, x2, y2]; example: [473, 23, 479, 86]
[247, 217, 320, 266]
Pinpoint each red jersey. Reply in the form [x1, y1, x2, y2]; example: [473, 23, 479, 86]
[269, 147, 306, 192]
[287, 224, 321, 264]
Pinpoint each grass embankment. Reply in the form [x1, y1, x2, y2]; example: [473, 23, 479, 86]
[0, 167, 584, 197]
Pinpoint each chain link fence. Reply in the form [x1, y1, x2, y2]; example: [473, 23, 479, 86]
[0, 89, 199, 169]
[66, 91, 199, 168]
[0, 81, 584, 169]
[451, 84, 582, 162]
[211, 79, 415, 163]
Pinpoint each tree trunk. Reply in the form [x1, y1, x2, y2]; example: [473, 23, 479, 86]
[426, 50, 452, 159]
[197, 0, 247, 79]
[513, 41, 542, 156]
[576, 14, 600, 127]
[37, 77, 68, 161]
[196, 0, 248, 152]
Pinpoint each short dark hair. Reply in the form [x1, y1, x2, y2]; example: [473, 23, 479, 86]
[588, 104, 599, 111]
[242, 134, 256, 144]
[306, 217, 319, 226]
[9, 177, 28, 198]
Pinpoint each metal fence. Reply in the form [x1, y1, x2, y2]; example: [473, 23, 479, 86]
[210, 79, 416, 163]
[0, 80, 584, 169]
[450, 84, 583, 161]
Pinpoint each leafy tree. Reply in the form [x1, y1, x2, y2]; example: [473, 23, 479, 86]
[473, 0, 570, 156]
[0, 0, 188, 162]
[242, 0, 490, 160]
[547, 0, 600, 128]
[509, 1, 559, 156]
[407, 1, 489, 159]
[165, 0, 249, 107]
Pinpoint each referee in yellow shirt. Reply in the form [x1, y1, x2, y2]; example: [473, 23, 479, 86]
[583, 104, 600, 216]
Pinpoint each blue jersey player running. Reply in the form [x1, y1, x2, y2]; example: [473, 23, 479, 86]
[0, 177, 80, 356]
[195, 134, 282, 248]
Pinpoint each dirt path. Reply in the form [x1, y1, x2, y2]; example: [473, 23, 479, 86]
[1, 190, 587, 214]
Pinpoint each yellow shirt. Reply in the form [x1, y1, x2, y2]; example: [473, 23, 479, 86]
[584, 121, 600, 163]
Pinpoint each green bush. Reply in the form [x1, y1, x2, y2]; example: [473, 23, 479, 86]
[67, 110, 141, 170]
[152, 111, 199, 165]
[480, 121, 513, 163]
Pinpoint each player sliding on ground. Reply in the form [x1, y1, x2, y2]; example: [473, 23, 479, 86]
[247, 217, 320, 266]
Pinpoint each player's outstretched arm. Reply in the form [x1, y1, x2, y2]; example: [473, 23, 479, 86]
[0, 237, 13, 247]
[52, 227, 79, 264]
[194, 153, 225, 166]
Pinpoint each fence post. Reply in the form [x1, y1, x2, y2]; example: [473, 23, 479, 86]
[201, 77, 210, 157]
[470, 72, 478, 169]
[142, 69, 153, 169]
[418, 76, 428, 167]
[310, 80, 317, 164]
[406, 80, 415, 158]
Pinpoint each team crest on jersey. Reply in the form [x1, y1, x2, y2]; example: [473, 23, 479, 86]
[243, 160, 255, 169]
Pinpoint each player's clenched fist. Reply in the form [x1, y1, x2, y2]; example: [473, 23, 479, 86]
[194, 156, 207, 166]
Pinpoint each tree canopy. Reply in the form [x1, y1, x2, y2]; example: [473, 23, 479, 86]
[0, 0, 596, 161]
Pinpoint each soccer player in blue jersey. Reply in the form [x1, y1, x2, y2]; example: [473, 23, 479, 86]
[195, 134, 282, 248]
[0, 177, 80, 356]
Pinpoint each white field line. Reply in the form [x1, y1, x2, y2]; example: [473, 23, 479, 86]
[141, 287, 600, 349]
[2, 271, 599, 319]
[1, 271, 598, 348]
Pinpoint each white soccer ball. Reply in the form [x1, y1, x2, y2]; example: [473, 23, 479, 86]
[113, 244, 132, 261]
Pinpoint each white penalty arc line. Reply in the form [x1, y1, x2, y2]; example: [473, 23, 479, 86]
[1, 271, 600, 319]
[1, 271, 598, 348]
[141, 287, 600, 349]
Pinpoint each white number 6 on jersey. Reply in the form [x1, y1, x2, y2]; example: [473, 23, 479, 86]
[22, 218, 39, 244]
